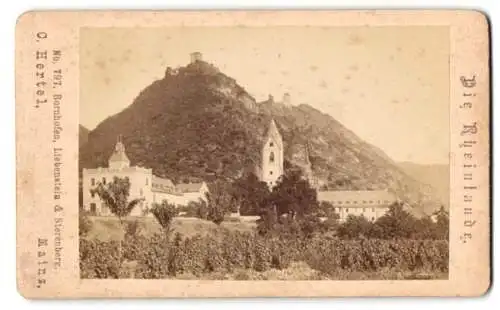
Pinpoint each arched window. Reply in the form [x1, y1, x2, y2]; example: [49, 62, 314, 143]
[269, 152, 275, 163]
[270, 142, 274, 147]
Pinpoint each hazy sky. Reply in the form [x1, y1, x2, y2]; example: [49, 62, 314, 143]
[80, 26, 449, 165]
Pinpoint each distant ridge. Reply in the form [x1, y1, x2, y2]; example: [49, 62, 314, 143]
[79, 125, 90, 148]
[398, 161, 450, 208]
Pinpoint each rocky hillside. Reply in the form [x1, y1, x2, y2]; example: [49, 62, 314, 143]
[79, 59, 443, 216]
[398, 162, 449, 208]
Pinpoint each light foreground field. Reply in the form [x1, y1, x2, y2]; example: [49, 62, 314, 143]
[86, 216, 257, 241]
[172, 262, 447, 281]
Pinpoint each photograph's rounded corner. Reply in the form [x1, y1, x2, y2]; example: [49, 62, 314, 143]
[15, 278, 38, 301]
[15, 10, 38, 30]
[469, 276, 493, 298]
[463, 9, 491, 32]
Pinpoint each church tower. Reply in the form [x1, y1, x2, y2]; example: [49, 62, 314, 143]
[260, 119, 284, 189]
[108, 135, 130, 170]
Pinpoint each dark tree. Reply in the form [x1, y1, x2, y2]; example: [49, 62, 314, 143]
[205, 181, 232, 225]
[373, 201, 418, 239]
[256, 206, 278, 236]
[231, 172, 270, 216]
[337, 214, 374, 239]
[411, 215, 438, 239]
[433, 205, 449, 240]
[268, 169, 319, 220]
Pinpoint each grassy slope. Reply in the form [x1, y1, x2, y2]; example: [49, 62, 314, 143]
[86, 216, 256, 242]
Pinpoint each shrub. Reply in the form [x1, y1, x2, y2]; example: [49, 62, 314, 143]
[79, 212, 93, 237]
[124, 219, 142, 239]
[151, 201, 178, 234]
[134, 233, 171, 279]
[205, 181, 232, 225]
[80, 238, 121, 279]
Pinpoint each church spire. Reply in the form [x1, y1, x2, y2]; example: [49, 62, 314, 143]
[264, 118, 282, 144]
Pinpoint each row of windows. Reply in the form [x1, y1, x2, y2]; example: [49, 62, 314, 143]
[91, 188, 144, 198]
[90, 177, 107, 186]
[335, 207, 376, 213]
[152, 183, 174, 191]
[152, 184, 179, 196]
[90, 177, 149, 186]
[333, 200, 390, 205]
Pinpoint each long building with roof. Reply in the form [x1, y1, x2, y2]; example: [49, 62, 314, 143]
[82, 137, 209, 217]
[317, 190, 398, 222]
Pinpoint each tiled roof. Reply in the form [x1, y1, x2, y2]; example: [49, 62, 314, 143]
[317, 190, 397, 207]
[177, 182, 206, 193]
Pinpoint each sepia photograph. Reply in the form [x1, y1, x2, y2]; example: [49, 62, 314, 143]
[78, 26, 450, 281]
[15, 9, 490, 297]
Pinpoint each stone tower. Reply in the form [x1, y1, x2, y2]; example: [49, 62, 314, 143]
[190, 52, 203, 63]
[260, 119, 284, 189]
[282, 92, 291, 105]
[109, 135, 130, 170]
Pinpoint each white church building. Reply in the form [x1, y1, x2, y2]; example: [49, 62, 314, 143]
[82, 137, 209, 217]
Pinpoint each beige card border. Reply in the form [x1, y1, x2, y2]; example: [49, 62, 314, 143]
[15, 10, 490, 298]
